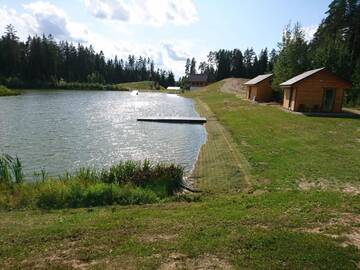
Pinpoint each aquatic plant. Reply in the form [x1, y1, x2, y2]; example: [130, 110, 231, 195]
[0, 154, 23, 184]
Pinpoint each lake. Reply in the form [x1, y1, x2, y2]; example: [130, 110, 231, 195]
[0, 90, 206, 179]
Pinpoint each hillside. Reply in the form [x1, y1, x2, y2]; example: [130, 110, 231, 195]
[218, 78, 249, 98]
[116, 81, 166, 91]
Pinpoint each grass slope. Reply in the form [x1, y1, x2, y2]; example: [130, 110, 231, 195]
[0, 192, 358, 269]
[185, 81, 360, 190]
[1, 80, 359, 269]
[0, 85, 19, 96]
[116, 81, 166, 91]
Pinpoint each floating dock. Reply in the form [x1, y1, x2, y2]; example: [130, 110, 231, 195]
[137, 117, 207, 124]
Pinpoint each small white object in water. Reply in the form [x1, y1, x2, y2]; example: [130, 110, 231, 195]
[131, 90, 139, 95]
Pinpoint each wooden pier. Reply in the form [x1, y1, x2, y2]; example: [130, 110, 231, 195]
[137, 117, 207, 124]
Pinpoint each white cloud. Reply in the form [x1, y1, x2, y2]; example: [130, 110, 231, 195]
[0, 6, 38, 39]
[23, 1, 90, 43]
[163, 42, 191, 61]
[83, 0, 198, 26]
[0, 2, 197, 78]
[302, 25, 318, 41]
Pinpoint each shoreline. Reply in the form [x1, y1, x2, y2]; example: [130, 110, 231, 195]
[182, 96, 208, 190]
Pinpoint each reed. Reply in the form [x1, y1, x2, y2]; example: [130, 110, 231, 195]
[0, 154, 24, 184]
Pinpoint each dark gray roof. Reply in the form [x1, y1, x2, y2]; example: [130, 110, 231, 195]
[189, 74, 208, 82]
[244, 74, 273, 85]
[280, 68, 325, 87]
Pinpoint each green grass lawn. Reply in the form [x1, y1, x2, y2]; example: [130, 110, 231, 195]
[1, 191, 359, 269]
[185, 82, 360, 191]
[116, 81, 166, 91]
[0, 85, 19, 96]
[1, 80, 359, 269]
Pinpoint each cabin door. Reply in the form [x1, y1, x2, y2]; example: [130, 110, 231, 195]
[322, 88, 335, 112]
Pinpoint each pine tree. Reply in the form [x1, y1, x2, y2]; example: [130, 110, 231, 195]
[272, 23, 310, 91]
[258, 48, 269, 74]
[185, 58, 191, 76]
[190, 58, 197, 74]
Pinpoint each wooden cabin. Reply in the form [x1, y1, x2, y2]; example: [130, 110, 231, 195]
[244, 74, 273, 102]
[189, 74, 208, 88]
[280, 68, 351, 113]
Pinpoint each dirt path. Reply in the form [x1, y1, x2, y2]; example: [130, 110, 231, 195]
[189, 97, 252, 193]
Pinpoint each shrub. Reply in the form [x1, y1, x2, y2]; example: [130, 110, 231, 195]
[112, 185, 158, 205]
[34, 181, 159, 209]
[82, 183, 114, 207]
[0, 155, 185, 210]
[36, 181, 68, 209]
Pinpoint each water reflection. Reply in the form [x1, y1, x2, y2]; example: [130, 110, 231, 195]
[0, 90, 206, 179]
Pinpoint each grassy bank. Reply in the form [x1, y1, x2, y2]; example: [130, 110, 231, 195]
[0, 85, 19, 96]
[1, 81, 166, 91]
[184, 81, 360, 191]
[0, 155, 183, 210]
[116, 81, 166, 91]
[0, 81, 359, 269]
[0, 191, 358, 269]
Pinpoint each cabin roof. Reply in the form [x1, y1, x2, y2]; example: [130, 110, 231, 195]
[280, 68, 325, 87]
[189, 74, 208, 82]
[244, 74, 273, 85]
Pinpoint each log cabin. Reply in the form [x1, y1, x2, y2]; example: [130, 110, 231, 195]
[280, 68, 351, 113]
[189, 74, 208, 89]
[244, 73, 273, 102]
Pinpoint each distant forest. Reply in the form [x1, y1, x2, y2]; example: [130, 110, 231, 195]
[0, 25, 175, 89]
[183, 47, 277, 82]
[183, 0, 360, 104]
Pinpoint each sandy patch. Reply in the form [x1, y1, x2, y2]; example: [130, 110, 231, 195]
[298, 179, 360, 195]
[298, 212, 360, 249]
[219, 78, 249, 98]
[160, 253, 234, 270]
[139, 234, 177, 243]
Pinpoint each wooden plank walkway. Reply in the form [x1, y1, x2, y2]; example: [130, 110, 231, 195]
[137, 117, 207, 124]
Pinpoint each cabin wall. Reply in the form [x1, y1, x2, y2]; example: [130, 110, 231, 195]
[292, 70, 348, 113]
[283, 87, 296, 111]
[283, 88, 290, 108]
[255, 78, 273, 102]
[283, 70, 350, 112]
[247, 77, 273, 102]
[247, 86, 257, 100]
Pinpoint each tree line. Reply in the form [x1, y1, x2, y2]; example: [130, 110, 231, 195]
[0, 25, 175, 89]
[184, 0, 359, 105]
[183, 48, 277, 83]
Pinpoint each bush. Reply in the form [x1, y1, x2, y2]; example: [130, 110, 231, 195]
[0, 155, 184, 210]
[36, 181, 68, 209]
[0, 85, 19, 96]
[35, 181, 159, 209]
[99, 160, 184, 196]
[343, 88, 360, 108]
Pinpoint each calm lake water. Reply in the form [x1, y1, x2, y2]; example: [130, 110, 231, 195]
[0, 90, 206, 179]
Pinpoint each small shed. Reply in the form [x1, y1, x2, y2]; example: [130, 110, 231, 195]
[189, 74, 208, 88]
[280, 68, 351, 113]
[244, 74, 273, 102]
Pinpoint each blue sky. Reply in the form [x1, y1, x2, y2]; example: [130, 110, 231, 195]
[0, 0, 331, 77]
